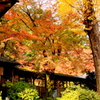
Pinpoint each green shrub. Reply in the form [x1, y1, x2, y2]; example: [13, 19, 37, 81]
[57, 85, 100, 100]
[2, 81, 13, 88]
[79, 88, 100, 100]
[7, 81, 39, 100]
[0, 91, 2, 100]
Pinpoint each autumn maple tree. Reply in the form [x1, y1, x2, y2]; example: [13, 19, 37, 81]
[0, 0, 95, 77]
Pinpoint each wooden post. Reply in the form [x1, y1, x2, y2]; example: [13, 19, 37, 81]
[0, 76, 1, 86]
[12, 69, 14, 84]
[0, 67, 3, 87]
[66, 81, 68, 88]
[57, 81, 60, 97]
[0, 67, 4, 76]
[45, 72, 48, 97]
[30, 77, 33, 84]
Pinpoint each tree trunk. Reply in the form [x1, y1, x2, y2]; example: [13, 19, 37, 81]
[83, 0, 100, 94]
[87, 21, 100, 94]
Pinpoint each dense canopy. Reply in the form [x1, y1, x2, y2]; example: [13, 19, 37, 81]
[0, 0, 95, 76]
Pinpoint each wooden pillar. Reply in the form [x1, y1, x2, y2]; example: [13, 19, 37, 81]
[45, 73, 48, 97]
[0, 67, 4, 86]
[32, 77, 34, 84]
[12, 69, 14, 84]
[54, 80, 56, 89]
[0, 76, 1, 86]
[57, 81, 60, 97]
[0, 67, 4, 76]
[66, 81, 68, 88]
[30, 77, 33, 84]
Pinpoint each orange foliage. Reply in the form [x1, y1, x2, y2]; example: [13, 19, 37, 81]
[0, 1, 95, 76]
[39, 48, 94, 76]
[4, 11, 18, 20]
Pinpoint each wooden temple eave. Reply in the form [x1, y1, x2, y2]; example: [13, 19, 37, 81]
[49, 72, 86, 82]
[14, 67, 46, 79]
[0, 0, 19, 18]
[0, 57, 20, 66]
[13, 68, 86, 82]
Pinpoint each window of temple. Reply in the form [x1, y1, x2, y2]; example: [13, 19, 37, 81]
[34, 79, 45, 87]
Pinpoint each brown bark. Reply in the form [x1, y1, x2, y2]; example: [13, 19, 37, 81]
[87, 21, 100, 94]
[84, 0, 100, 94]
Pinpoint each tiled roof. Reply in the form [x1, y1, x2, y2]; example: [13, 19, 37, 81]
[0, 56, 20, 65]
[0, 0, 19, 17]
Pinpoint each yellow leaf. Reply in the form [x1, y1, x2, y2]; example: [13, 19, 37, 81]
[57, 0, 76, 18]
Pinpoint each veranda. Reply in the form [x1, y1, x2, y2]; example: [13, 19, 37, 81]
[0, 57, 85, 99]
